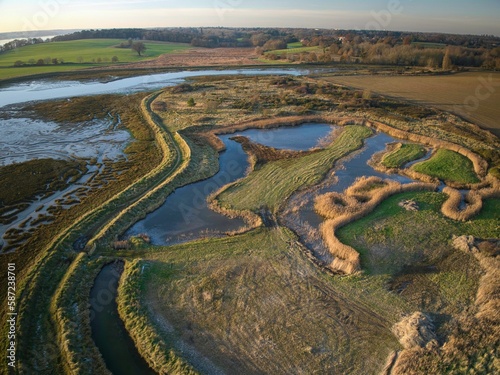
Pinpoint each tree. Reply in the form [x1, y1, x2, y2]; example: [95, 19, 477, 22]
[442, 48, 452, 70]
[14, 60, 24, 67]
[111, 56, 119, 63]
[131, 41, 146, 56]
[187, 97, 196, 107]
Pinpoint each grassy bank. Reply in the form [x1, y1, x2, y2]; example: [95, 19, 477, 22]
[381, 143, 427, 169]
[118, 260, 198, 374]
[413, 149, 480, 184]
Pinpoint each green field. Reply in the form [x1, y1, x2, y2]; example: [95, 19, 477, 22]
[413, 149, 480, 184]
[382, 143, 427, 168]
[0, 39, 191, 80]
[411, 42, 447, 49]
[287, 42, 304, 49]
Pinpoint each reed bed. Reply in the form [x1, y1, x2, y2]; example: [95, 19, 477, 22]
[441, 177, 500, 221]
[207, 184, 263, 232]
[316, 176, 437, 274]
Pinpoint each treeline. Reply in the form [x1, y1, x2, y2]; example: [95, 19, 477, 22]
[3, 27, 500, 69]
[263, 39, 500, 69]
[0, 38, 45, 52]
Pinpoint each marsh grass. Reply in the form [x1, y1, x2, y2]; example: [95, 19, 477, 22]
[381, 143, 427, 169]
[413, 149, 480, 185]
[0, 159, 87, 207]
[315, 177, 437, 274]
[217, 126, 372, 212]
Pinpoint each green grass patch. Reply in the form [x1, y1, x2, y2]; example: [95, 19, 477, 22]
[0, 39, 190, 80]
[412, 149, 480, 184]
[381, 143, 426, 168]
[411, 42, 447, 49]
[218, 126, 372, 212]
[287, 42, 304, 49]
[337, 192, 499, 313]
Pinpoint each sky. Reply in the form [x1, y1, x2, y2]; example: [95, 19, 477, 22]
[0, 0, 499, 36]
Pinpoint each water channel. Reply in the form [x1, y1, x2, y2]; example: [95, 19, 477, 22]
[89, 262, 156, 375]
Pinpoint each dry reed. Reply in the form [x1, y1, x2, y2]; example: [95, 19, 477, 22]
[207, 184, 263, 232]
[441, 176, 500, 221]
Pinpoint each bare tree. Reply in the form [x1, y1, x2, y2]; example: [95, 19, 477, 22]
[131, 41, 146, 56]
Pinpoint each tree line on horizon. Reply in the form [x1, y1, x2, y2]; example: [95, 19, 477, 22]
[2, 27, 499, 70]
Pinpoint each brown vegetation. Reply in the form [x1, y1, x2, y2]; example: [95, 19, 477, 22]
[206, 183, 263, 234]
[451, 235, 500, 323]
[230, 135, 318, 167]
[392, 312, 438, 350]
[389, 234, 500, 374]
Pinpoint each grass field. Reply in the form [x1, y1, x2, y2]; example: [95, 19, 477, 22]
[287, 42, 304, 49]
[321, 72, 500, 137]
[132, 227, 402, 375]
[267, 45, 323, 55]
[382, 143, 427, 168]
[412, 149, 480, 184]
[337, 193, 500, 373]
[0, 39, 191, 80]
[218, 126, 372, 212]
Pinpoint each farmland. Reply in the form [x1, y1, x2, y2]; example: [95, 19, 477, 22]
[0, 39, 191, 80]
[322, 72, 500, 137]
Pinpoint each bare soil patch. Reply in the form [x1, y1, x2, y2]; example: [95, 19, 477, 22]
[322, 72, 500, 137]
